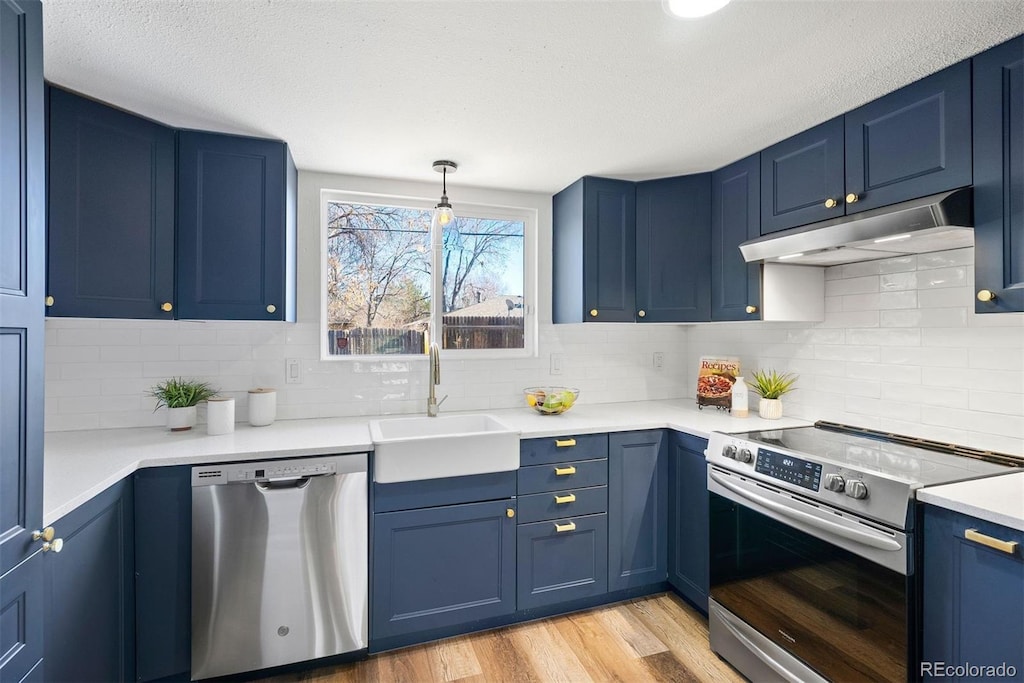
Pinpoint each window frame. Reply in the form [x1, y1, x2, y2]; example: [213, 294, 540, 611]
[320, 188, 537, 361]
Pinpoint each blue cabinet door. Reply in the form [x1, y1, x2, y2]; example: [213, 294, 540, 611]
[176, 131, 296, 321]
[711, 154, 761, 321]
[46, 86, 175, 319]
[372, 499, 516, 641]
[134, 466, 191, 682]
[760, 117, 845, 234]
[845, 61, 972, 213]
[922, 505, 1024, 680]
[608, 431, 667, 592]
[44, 479, 135, 683]
[517, 514, 608, 610]
[0, 1, 45, 679]
[973, 36, 1024, 313]
[668, 432, 709, 613]
[635, 174, 711, 322]
[552, 177, 636, 323]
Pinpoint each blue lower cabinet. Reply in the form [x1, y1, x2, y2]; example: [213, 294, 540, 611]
[517, 458, 608, 495]
[372, 499, 517, 641]
[668, 432, 709, 612]
[921, 505, 1023, 681]
[44, 479, 134, 683]
[608, 431, 667, 592]
[517, 514, 608, 610]
[517, 487, 607, 524]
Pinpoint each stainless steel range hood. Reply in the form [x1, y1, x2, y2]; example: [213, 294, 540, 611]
[740, 188, 973, 266]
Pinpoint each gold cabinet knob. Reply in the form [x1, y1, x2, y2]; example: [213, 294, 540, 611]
[45, 295, 54, 307]
[746, 305, 758, 314]
[161, 302, 173, 312]
[977, 289, 996, 303]
[824, 198, 838, 209]
[32, 527, 55, 542]
[506, 508, 515, 519]
[638, 310, 646, 318]
[845, 193, 859, 204]
[266, 304, 277, 314]
[42, 538, 64, 553]
[589, 309, 598, 317]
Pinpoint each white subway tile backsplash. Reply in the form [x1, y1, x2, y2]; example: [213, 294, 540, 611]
[918, 266, 968, 289]
[880, 272, 917, 291]
[845, 328, 921, 346]
[918, 248, 972, 270]
[825, 275, 879, 297]
[968, 390, 1024, 417]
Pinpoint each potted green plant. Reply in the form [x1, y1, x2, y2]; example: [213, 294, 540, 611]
[747, 369, 798, 420]
[149, 378, 218, 431]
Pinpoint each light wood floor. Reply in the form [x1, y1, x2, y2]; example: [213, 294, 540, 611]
[262, 593, 745, 683]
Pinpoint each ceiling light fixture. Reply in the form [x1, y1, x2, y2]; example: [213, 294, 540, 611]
[662, 0, 732, 19]
[431, 160, 457, 231]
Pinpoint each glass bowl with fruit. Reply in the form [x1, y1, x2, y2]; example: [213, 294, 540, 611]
[523, 387, 579, 415]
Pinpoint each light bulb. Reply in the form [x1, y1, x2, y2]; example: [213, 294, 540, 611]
[663, 0, 732, 19]
[437, 207, 454, 227]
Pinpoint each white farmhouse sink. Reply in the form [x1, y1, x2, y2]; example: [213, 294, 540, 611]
[369, 414, 520, 483]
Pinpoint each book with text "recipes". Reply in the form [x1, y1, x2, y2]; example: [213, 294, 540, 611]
[696, 356, 740, 411]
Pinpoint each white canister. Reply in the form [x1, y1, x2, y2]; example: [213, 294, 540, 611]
[248, 388, 277, 427]
[731, 376, 749, 418]
[206, 396, 235, 435]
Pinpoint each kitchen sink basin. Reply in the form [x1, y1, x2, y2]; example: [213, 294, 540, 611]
[369, 414, 520, 483]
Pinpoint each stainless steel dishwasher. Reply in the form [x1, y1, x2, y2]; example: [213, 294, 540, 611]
[190, 454, 368, 680]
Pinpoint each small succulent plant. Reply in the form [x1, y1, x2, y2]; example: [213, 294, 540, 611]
[747, 370, 798, 400]
[149, 377, 218, 410]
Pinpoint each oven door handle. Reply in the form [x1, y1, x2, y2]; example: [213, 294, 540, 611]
[709, 471, 903, 552]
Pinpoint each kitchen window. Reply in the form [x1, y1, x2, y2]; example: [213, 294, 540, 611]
[321, 190, 535, 359]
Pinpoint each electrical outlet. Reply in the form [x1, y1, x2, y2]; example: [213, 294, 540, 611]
[653, 352, 665, 369]
[550, 353, 564, 375]
[286, 358, 302, 384]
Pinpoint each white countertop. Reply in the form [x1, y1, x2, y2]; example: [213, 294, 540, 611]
[43, 398, 808, 525]
[917, 472, 1024, 532]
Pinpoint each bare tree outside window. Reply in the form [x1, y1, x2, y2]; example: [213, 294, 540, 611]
[325, 201, 525, 356]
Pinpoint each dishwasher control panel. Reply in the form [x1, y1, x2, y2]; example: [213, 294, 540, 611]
[191, 454, 368, 487]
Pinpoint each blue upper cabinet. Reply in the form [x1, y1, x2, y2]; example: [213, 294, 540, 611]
[711, 154, 761, 321]
[635, 175, 711, 322]
[608, 430, 667, 592]
[47, 86, 176, 318]
[973, 36, 1024, 313]
[760, 117, 846, 234]
[176, 131, 297, 321]
[553, 176, 636, 323]
[921, 505, 1023, 678]
[845, 61, 972, 213]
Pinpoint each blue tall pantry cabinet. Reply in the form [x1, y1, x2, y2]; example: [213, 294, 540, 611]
[0, 0, 46, 680]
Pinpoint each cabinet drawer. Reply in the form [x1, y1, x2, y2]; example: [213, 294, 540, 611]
[517, 514, 608, 611]
[518, 458, 607, 494]
[520, 433, 608, 466]
[517, 486, 607, 524]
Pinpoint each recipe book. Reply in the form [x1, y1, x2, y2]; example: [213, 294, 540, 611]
[696, 356, 740, 409]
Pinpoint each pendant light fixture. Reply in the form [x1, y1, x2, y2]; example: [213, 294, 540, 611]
[431, 160, 457, 232]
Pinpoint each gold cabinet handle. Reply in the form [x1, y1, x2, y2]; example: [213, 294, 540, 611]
[589, 309, 598, 317]
[555, 438, 576, 448]
[554, 465, 577, 476]
[824, 198, 838, 209]
[266, 304, 277, 313]
[45, 295, 54, 307]
[554, 521, 577, 533]
[638, 310, 646, 318]
[554, 493, 577, 505]
[745, 305, 758, 314]
[845, 193, 859, 204]
[161, 302, 173, 312]
[32, 527, 55, 542]
[977, 289, 997, 303]
[965, 528, 1018, 555]
[42, 538, 64, 553]
[506, 508, 515, 519]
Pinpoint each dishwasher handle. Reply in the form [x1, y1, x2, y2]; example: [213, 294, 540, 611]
[255, 476, 314, 490]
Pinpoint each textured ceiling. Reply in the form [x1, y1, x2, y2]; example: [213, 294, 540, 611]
[42, 0, 1024, 193]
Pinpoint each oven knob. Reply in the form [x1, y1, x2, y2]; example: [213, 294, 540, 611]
[737, 448, 753, 463]
[845, 480, 868, 500]
[722, 445, 738, 459]
[824, 474, 846, 492]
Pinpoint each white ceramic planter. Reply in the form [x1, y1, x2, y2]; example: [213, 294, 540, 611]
[167, 406, 197, 431]
[758, 398, 783, 420]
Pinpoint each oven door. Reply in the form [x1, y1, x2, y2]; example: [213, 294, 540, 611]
[708, 466, 911, 683]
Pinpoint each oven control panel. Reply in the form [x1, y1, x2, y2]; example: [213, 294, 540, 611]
[754, 449, 821, 491]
